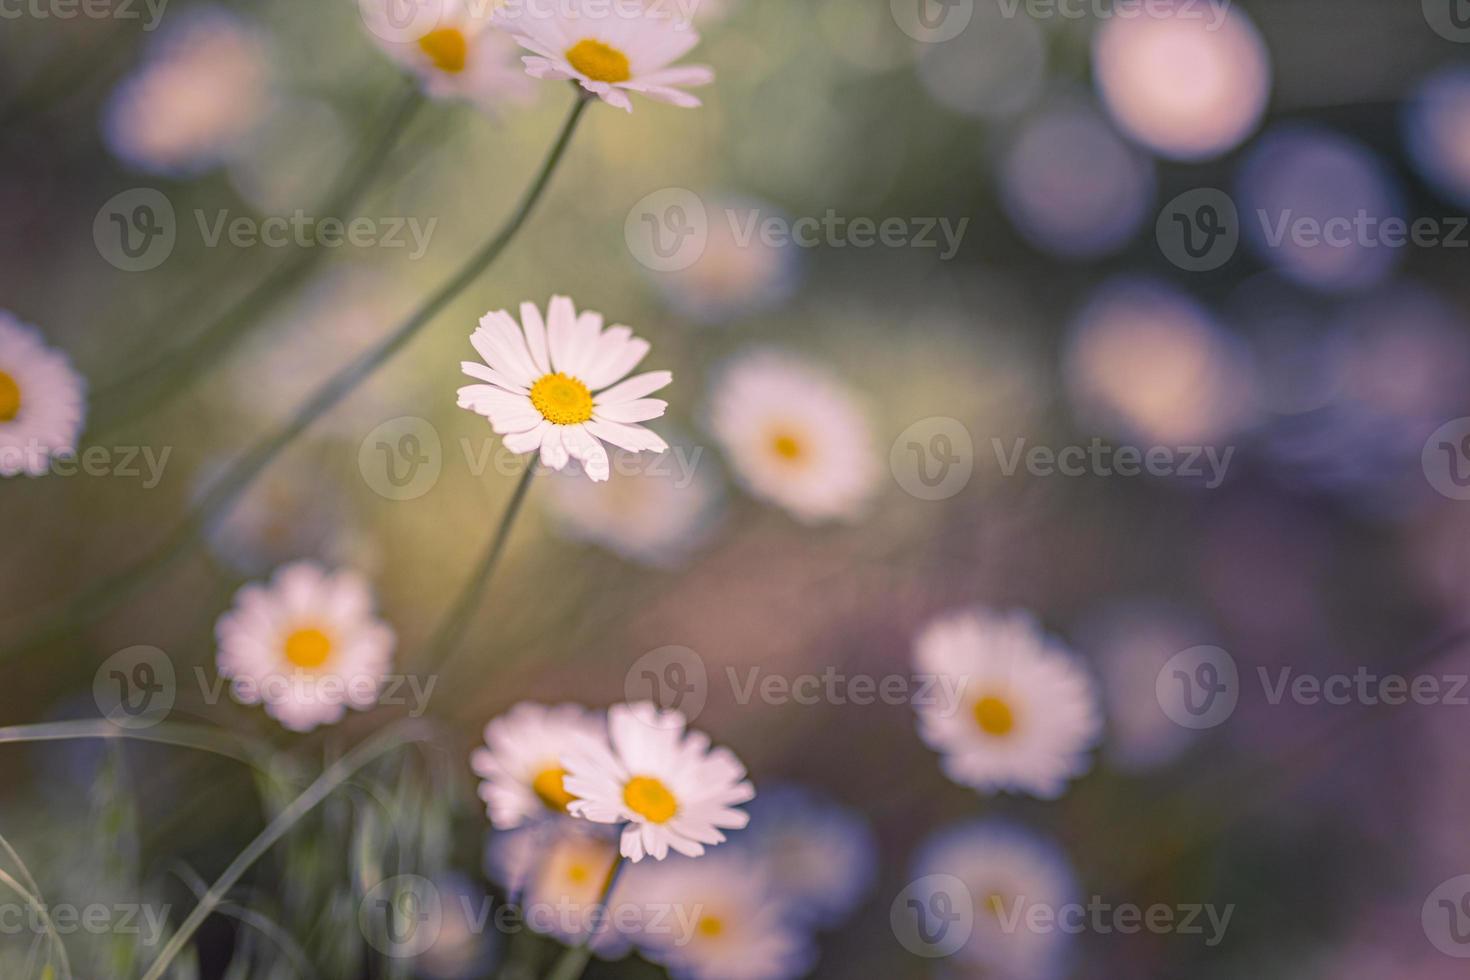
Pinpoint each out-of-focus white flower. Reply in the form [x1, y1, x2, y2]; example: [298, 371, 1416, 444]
[103, 7, 273, 174]
[910, 821, 1080, 979]
[471, 702, 610, 829]
[1092, 0, 1270, 161]
[458, 296, 671, 482]
[563, 702, 754, 862]
[913, 608, 1102, 800]
[214, 562, 396, 732]
[0, 312, 86, 479]
[362, 0, 533, 112]
[1405, 67, 1470, 210]
[494, 0, 714, 111]
[487, 822, 632, 956]
[413, 873, 499, 980]
[705, 349, 877, 524]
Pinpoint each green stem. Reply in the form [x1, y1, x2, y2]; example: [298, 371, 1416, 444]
[0, 719, 281, 776]
[0, 94, 593, 664]
[140, 720, 437, 980]
[541, 853, 627, 980]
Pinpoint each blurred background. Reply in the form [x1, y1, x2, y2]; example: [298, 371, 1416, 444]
[3, 0, 1470, 977]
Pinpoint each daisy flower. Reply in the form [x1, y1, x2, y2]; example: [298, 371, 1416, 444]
[457, 296, 671, 482]
[619, 850, 815, 980]
[103, 7, 273, 174]
[706, 349, 878, 524]
[362, 0, 533, 112]
[493, 0, 714, 112]
[471, 702, 610, 829]
[214, 562, 396, 733]
[913, 607, 1102, 799]
[0, 312, 86, 479]
[911, 821, 1080, 979]
[562, 702, 754, 862]
[487, 822, 634, 955]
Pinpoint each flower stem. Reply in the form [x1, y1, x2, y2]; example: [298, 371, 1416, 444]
[541, 853, 627, 980]
[0, 94, 593, 664]
[0, 719, 282, 776]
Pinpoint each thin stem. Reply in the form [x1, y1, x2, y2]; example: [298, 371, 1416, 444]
[541, 853, 627, 980]
[0, 94, 593, 664]
[0, 867, 72, 980]
[0, 719, 282, 776]
[140, 720, 437, 980]
[422, 463, 538, 673]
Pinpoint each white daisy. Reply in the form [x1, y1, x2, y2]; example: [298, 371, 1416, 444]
[706, 349, 878, 524]
[562, 702, 754, 862]
[362, 0, 533, 112]
[486, 822, 633, 956]
[470, 702, 610, 829]
[911, 821, 1080, 980]
[103, 7, 273, 174]
[214, 561, 396, 733]
[493, 0, 714, 112]
[0, 312, 87, 479]
[619, 850, 816, 980]
[457, 296, 672, 483]
[913, 607, 1102, 800]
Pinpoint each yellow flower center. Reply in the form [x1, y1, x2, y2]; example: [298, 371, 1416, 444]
[983, 891, 1007, 918]
[770, 429, 805, 461]
[623, 775, 678, 823]
[283, 627, 333, 669]
[973, 694, 1016, 737]
[0, 370, 20, 422]
[530, 372, 595, 425]
[696, 915, 725, 938]
[418, 26, 468, 73]
[532, 766, 577, 813]
[565, 862, 591, 885]
[565, 38, 632, 84]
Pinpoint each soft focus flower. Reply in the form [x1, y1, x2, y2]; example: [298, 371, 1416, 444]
[471, 702, 610, 829]
[1092, 0, 1270, 161]
[363, 0, 532, 111]
[913, 608, 1102, 799]
[214, 562, 396, 732]
[487, 822, 632, 955]
[1404, 67, 1470, 210]
[458, 296, 671, 482]
[494, 0, 714, 111]
[910, 821, 1080, 979]
[705, 349, 878, 524]
[0, 312, 86, 479]
[103, 7, 273, 174]
[563, 702, 754, 862]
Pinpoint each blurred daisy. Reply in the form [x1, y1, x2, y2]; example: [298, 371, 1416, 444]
[913, 608, 1102, 799]
[103, 7, 272, 174]
[215, 562, 396, 732]
[494, 0, 714, 111]
[563, 702, 754, 862]
[911, 821, 1080, 979]
[544, 443, 723, 567]
[621, 851, 815, 980]
[0, 312, 86, 479]
[706, 350, 878, 524]
[487, 822, 632, 955]
[470, 702, 609, 829]
[363, 0, 532, 112]
[1405, 67, 1470, 210]
[458, 296, 671, 482]
[737, 785, 875, 929]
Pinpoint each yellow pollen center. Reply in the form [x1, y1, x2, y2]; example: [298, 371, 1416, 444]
[623, 775, 677, 823]
[565, 38, 632, 84]
[0, 370, 19, 422]
[696, 915, 725, 938]
[973, 695, 1016, 737]
[532, 766, 577, 813]
[565, 862, 591, 885]
[529, 372, 595, 425]
[983, 891, 1006, 918]
[418, 27, 468, 73]
[283, 627, 333, 669]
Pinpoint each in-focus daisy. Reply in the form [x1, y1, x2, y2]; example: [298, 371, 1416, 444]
[619, 850, 815, 980]
[457, 296, 671, 482]
[471, 702, 610, 829]
[706, 349, 878, 524]
[910, 821, 1080, 979]
[563, 702, 754, 862]
[0, 312, 86, 479]
[487, 822, 633, 956]
[103, 7, 273, 174]
[362, 0, 532, 112]
[913, 607, 1102, 799]
[493, 0, 714, 111]
[214, 562, 396, 732]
